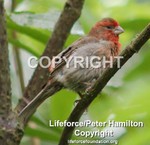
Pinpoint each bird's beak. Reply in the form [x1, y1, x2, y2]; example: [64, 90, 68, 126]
[114, 26, 124, 35]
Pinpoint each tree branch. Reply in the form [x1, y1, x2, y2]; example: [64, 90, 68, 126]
[58, 23, 150, 145]
[0, 0, 11, 117]
[0, 1, 23, 144]
[15, 0, 85, 115]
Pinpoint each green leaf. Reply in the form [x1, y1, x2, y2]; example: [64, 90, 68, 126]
[9, 36, 40, 56]
[7, 16, 49, 44]
[9, 11, 84, 35]
[25, 126, 59, 141]
[38, 89, 77, 122]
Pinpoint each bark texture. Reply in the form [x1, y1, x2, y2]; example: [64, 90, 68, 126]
[0, 0, 24, 144]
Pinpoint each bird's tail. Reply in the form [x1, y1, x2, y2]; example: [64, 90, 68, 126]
[18, 79, 62, 122]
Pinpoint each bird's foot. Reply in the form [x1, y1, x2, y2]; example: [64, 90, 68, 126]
[74, 99, 81, 108]
[85, 86, 94, 95]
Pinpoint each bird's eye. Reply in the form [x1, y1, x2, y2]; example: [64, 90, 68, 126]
[106, 26, 113, 29]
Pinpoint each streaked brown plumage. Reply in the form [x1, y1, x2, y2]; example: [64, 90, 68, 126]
[50, 18, 124, 94]
[19, 18, 124, 117]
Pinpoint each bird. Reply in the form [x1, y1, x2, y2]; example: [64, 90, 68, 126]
[19, 18, 124, 118]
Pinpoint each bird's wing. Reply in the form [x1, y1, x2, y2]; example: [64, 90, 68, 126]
[49, 36, 100, 75]
[49, 44, 78, 75]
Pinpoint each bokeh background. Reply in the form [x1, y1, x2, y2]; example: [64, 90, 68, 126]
[5, 0, 150, 144]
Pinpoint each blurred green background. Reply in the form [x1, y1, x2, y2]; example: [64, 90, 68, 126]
[5, 0, 150, 144]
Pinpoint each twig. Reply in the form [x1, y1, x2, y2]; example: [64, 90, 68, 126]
[12, 29, 25, 94]
[11, 0, 25, 94]
[58, 24, 150, 145]
[15, 0, 85, 123]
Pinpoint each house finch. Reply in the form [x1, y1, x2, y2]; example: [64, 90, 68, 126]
[19, 18, 124, 117]
[49, 17, 124, 94]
